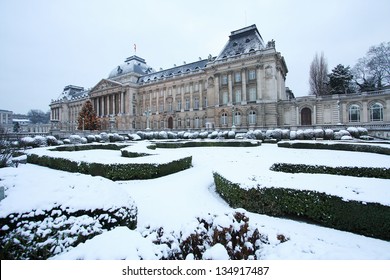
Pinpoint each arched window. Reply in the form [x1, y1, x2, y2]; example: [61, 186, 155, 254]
[349, 104, 360, 122]
[221, 112, 228, 125]
[370, 103, 384, 122]
[248, 110, 256, 125]
[235, 111, 241, 126]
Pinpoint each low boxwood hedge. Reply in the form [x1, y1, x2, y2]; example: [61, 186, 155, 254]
[278, 141, 390, 155]
[213, 172, 390, 241]
[27, 153, 192, 181]
[0, 204, 137, 259]
[270, 163, 390, 179]
[51, 143, 128, 152]
[154, 140, 261, 149]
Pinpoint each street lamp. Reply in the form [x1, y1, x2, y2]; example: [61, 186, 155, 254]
[144, 110, 151, 130]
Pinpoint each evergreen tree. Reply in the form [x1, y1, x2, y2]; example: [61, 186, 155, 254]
[77, 101, 100, 130]
[328, 64, 354, 94]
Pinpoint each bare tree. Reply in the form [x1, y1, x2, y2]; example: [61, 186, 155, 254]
[309, 52, 329, 96]
[353, 42, 390, 91]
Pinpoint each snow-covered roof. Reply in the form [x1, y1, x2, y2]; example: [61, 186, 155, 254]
[53, 85, 90, 102]
[108, 55, 155, 79]
[138, 59, 209, 84]
[216, 24, 265, 60]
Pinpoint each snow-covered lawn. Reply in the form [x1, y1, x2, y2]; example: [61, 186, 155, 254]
[1, 141, 389, 259]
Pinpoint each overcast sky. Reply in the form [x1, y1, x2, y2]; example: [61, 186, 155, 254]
[1, 0, 389, 114]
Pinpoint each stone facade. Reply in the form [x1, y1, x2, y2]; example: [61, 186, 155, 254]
[50, 25, 390, 135]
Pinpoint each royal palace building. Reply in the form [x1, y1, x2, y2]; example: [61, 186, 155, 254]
[50, 25, 390, 136]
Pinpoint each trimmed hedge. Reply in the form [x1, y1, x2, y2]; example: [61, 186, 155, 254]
[213, 172, 390, 241]
[154, 140, 261, 149]
[51, 143, 128, 152]
[0, 204, 137, 259]
[278, 141, 390, 155]
[270, 163, 390, 179]
[27, 154, 192, 181]
[121, 150, 152, 158]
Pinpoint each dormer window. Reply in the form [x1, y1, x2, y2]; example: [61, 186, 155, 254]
[245, 38, 251, 43]
[233, 42, 238, 47]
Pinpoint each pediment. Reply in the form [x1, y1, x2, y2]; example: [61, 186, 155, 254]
[90, 79, 123, 93]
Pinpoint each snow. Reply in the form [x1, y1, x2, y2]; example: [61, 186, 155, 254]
[1, 141, 390, 260]
[202, 243, 229, 260]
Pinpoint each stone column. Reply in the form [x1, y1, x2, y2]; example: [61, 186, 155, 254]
[256, 65, 263, 100]
[199, 80, 203, 110]
[228, 72, 233, 104]
[296, 106, 299, 125]
[189, 83, 193, 110]
[214, 75, 219, 107]
[241, 68, 247, 102]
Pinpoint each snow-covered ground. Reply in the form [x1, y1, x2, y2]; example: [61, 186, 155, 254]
[1, 141, 389, 259]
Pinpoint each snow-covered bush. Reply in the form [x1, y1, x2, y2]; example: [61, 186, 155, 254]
[80, 137, 88, 144]
[167, 131, 177, 139]
[46, 136, 59, 146]
[20, 136, 35, 147]
[209, 131, 218, 139]
[136, 131, 145, 140]
[199, 131, 209, 139]
[289, 130, 297, 140]
[99, 132, 109, 142]
[314, 129, 324, 139]
[63, 139, 71, 144]
[86, 135, 96, 143]
[296, 129, 304, 140]
[228, 130, 235, 139]
[341, 135, 353, 140]
[191, 132, 199, 139]
[253, 130, 264, 140]
[347, 127, 359, 138]
[144, 211, 267, 260]
[245, 130, 256, 140]
[265, 129, 273, 139]
[357, 127, 368, 136]
[32, 136, 47, 147]
[303, 129, 314, 140]
[69, 135, 82, 144]
[128, 133, 141, 141]
[281, 129, 290, 140]
[324, 129, 334, 140]
[272, 129, 282, 141]
[94, 134, 102, 142]
[177, 131, 185, 139]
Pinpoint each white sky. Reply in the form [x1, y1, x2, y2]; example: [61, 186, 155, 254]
[0, 0, 389, 114]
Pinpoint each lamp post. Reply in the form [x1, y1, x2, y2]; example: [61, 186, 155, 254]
[231, 105, 236, 131]
[144, 110, 151, 130]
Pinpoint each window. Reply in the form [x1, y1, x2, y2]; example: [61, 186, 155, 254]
[234, 111, 241, 125]
[203, 96, 208, 108]
[185, 84, 190, 93]
[221, 75, 228, 85]
[349, 105, 360, 122]
[248, 69, 256, 80]
[194, 82, 199, 92]
[186, 118, 190, 127]
[249, 110, 256, 124]
[194, 97, 199, 109]
[159, 102, 164, 112]
[370, 103, 383, 122]
[235, 72, 241, 82]
[168, 101, 173, 112]
[235, 89, 241, 103]
[249, 88, 256, 101]
[185, 97, 190, 110]
[221, 112, 228, 125]
[177, 118, 182, 128]
[222, 91, 228, 104]
[194, 117, 200, 128]
[177, 100, 182, 111]
[160, 119, 164, 129]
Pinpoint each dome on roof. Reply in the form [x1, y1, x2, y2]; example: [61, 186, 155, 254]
[108, 55, 154, 79]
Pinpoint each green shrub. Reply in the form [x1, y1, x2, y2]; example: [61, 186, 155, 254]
[51, 143, 127, 152]
[27, 153, 192, 181]
[270, 163, 390, 179]
[277, 141, 390, 155]
[213, 172, 390, 241]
